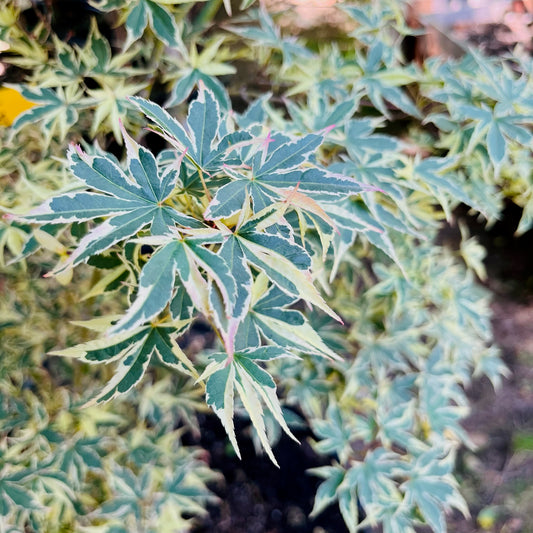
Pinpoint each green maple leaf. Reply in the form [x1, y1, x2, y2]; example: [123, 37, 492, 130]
[52, 323, 194, 405]
[203, 346, 298, 465]
[10, 85, 90, 145]
[234, 284, 339, 359]
[108, 228, 236, 338]
[130, 85, 252, 177]
[21, 128, 202, 273]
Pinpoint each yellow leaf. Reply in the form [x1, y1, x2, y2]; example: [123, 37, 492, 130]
[33, 228, 67, 255]
[0, 87, 35, 127]
[55, 265, 73, 286]
[477, 506, 498, 530]
[3, 225, 27, 261]
[81, 264, 128, 300]
[69, 315, 123, 332]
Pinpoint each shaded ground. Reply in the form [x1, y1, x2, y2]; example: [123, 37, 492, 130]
[444, 205, 533, 532]
[191, 416, 352, 533]
[447, 296, 533, 533]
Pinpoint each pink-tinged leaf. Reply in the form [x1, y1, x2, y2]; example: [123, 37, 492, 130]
[279, 187, 338, 232]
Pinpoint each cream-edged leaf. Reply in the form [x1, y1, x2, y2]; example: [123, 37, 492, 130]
[205, 360, 240, 458]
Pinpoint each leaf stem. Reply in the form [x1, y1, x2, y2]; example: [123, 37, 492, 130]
[197, 167, 212, 203]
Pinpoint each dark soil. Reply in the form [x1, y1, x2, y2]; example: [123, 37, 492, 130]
[454, 201, 533, 299]
[435, 12, 533, 527]
[191, 416, 352, 533]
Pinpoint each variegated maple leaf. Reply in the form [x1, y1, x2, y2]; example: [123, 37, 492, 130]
[21, 130, 203, 273]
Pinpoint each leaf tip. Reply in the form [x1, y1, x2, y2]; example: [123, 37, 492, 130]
[71, 143, 88, 162]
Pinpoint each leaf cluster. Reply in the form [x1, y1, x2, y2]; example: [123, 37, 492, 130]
[0, 1, 524, 532]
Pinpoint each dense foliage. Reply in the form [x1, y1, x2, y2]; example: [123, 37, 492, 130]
[1, 0, 527, 531]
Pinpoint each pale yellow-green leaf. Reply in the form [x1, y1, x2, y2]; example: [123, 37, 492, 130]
[160, 335, 200, 379]
[16, 159, 73, 203]
[253, 203, 290, 233]
[3, 34, 48, 70]
[54, 263, 73, 285]
[259, 314, 341, 360]
[517, 195, 533, 234]
[243, 239, 342, 323]
[182, 249, 210, 315]
[108, 43, 148, 72]
[157, 502, 196, 533]
[0, 4, 19, 27]
[81, 264, 128, 300]
[190, 38, 236, 75]
[69, 315, 123, 332]
[200, 62, 237, 76]
[232, 189, 253, 231]
[307, 210, 336, 263]
[459, 221, 487, 281]
[87, 80, 148, 140]
[197, 359, 226, 384]
[0, 306, 21, 325]
[374, 69, 418, 86]
[338, 488, 359, 533]
[203, 360, 241, 458]
[78, 524, 119, 533]
[178, 226, 226, 239]
[255, 378, 299, 444]
[76, 405, 125, 437]
[127, 234, 173, 246]
[1, 224, 27, 265]
[4, 440, 35, 462]
[33, 227, 67, 255]
[250, 271, 270, 306]
[38, 475, 76, 505]
[83, 338, 150, 406]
